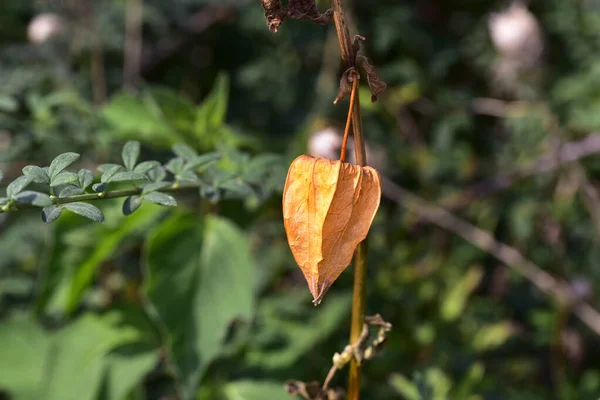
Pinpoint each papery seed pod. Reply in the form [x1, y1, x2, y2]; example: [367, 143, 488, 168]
[282, 155, 381, 305]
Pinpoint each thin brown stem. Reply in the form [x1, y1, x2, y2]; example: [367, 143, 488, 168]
[331, 1, 368, 399]
[340, 74, 358, 163]
[124, 0, 144, 89]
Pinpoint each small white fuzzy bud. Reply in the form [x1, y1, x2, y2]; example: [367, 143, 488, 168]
[28, 13, 65, 44]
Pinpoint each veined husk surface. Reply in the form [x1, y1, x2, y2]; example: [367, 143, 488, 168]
[282, 155, 381, 304]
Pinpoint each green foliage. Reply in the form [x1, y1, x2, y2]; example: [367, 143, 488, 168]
[3, 1, 600, 400]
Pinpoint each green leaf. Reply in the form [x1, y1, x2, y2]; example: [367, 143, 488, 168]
[7, 175, 33, 198]
[122, 141, 141, 171]
[148, 166, 167, 182]
[143, 191, 177, 207]
[102, 92, 184, 147]
[78, 169, 94, 189]
[172, 143, 198, 161]
[14, 190, 53, 207]
[42, 206, 63, 223]
[165, 157, 185, 175]
[195, 74, 229, 138]
[123, 195, 143, 216]
[101, 165, 124, 183]
[144, 213, 255, 398]
[178, 170, 199, 183]
[142, 181, 171, 194]
[23, 165, 50, 184]
[48, 152, 80, 180]
[97, 163, 122, 173]
[184, 153, 221, 171]
[441, 266, 484, 322]
[223, 381, 290, 400]
[133, 161, 161, 175]
[92, 182, 108, 193]
[108, 171, 148, 183]
[63, 202, 104, 222]
[0, 93, 18, 112]
[51, 172, 79, 187]
[0, 315, 50, 399]
[40, 313, 143, 400]
[59, 186, 85, 198]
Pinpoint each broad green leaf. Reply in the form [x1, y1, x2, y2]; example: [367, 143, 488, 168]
[178, 170, 199, 183]
[7, 175, 33, 198]
[102, 92, 183, 147]
[123, 195, 143, 215]
[172, 143, 198, 161]
[14, 191, 53, 207]
[78, 169, 94, 189]
[142, 181, 171, 194]
[144, 213, 255, 398]
[63, 205, 164, 314]
[23, 165, 50, 184]
[42, 206, 63, 224]
[101, 305, 162, 400]
[133, 161, 161, 175]
[109, 171, 148, 183]
[223, 381, 289, 400]
[195, 74, 229, 139]
[63, 202, 104, 223]
[0, 315, 50, 399]
[48, 152, 80, 180]
[101, 165, 124, 183]
[147, 87, 196, 132]
[40, 313, 142, 400]
[51, 171, 79, 187]
[143, 191, 177, 206]
[59, 186, 85, 198]
[122, 141, 141, 171]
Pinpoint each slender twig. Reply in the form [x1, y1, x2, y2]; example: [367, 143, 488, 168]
[381, 176, 600, 336]
[330, 1, 369, 398]
[340, 73, 358, 163]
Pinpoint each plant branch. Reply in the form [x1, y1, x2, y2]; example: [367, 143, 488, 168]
[331, 1, 368, 399]
[380, 176, 600, 336]
[339, 72, 358, 163]
[440, 132, 600, 209]
[0, 183, 200, 213]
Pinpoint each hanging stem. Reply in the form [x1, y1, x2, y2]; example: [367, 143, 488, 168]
[340, 73, 359, 163]
[331, 1, 368, 398]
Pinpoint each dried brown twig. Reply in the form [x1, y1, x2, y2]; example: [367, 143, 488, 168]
[381, 176, 600, 336]
[284, 315, 392, 400]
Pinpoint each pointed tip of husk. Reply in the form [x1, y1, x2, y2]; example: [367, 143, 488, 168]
[310, 278, 332, 306]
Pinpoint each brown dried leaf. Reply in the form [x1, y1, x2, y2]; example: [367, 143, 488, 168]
[287, 0, 333, 25]
[357, 55, 387, 102]
[262, 0, 286, 32]
[334, 67, 357, 104]
[282, 155, 381, 305]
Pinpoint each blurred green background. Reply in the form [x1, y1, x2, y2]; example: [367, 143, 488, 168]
[2, 0, 600, 399]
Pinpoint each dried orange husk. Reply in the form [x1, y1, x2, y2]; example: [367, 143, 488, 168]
[282, 154, 381, 305]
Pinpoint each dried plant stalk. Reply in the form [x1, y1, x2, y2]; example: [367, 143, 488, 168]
[282, 155, 381, 305]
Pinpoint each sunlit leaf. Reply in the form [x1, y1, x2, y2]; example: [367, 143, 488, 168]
[48, 153, 80, 180]
[63, 202, 104, 223]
